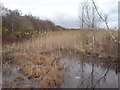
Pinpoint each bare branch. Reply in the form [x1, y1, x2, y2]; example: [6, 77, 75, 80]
[91, 0, 118, 43]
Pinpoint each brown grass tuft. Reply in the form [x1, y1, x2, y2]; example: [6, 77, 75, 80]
[41, 68, 62, 88]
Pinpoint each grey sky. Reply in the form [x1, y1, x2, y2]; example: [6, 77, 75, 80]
[1, 0, 119, 28]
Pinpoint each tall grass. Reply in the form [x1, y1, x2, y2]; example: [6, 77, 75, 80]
[2, 29, 118, 88]
[3, 29, 118, 58]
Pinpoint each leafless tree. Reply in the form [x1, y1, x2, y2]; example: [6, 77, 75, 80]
[2, 6, 56, 32]
[91, 0, 119, 43]
[79, 0, 100, 29]
[79, 0, 101, 52]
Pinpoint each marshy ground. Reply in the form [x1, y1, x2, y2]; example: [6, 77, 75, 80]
[2, 30, 119, 88]
[2, 52, 63, 88]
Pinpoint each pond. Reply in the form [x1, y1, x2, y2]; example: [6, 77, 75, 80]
[57, 52, 119, 88]
[2, 51, 119, 88]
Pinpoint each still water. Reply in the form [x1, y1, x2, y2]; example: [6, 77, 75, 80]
[2, 51, 119, 88]
[58, 53, 119, 88]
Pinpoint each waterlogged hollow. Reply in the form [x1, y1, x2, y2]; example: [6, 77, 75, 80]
[57, 52, 119, 88]
[2, 51, 119, 88]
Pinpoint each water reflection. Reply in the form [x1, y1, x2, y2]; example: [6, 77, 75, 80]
[60, 53, 118, 88]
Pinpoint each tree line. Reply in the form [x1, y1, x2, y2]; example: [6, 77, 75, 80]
[2, 6, 58, 32]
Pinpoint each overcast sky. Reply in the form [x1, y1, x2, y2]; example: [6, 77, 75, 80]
[1, 0, 119, 28]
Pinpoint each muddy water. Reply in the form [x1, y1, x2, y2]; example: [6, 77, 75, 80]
[58, 52, 119, 88]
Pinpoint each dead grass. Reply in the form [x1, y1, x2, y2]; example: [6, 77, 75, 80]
[3, 66, 12, 76]
[3, 29, 118, 59]
[41, 68, 61, 88]
[2, 52, 63, 88]
[2, 29, 118, 88]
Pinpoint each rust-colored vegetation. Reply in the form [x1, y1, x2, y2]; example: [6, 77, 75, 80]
[2, 52, 63, 88]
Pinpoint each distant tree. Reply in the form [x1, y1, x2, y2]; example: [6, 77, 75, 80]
[78, 0, 100, 29]
[2, 6, 56, 33]
[78, 0, 101, 52]
[2, 8, 22, 31]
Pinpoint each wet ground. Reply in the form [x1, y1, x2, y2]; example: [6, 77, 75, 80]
[2, 52, 62, 88]
[2, 51, 119, 88]
[2, 62, 33, 88]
